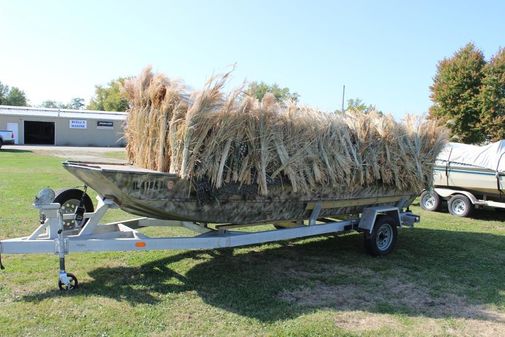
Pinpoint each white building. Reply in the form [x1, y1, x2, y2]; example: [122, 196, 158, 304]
[0, 105, 127, 147]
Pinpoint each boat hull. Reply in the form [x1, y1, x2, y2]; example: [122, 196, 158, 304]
[433, 164, 505, 199]
[63, 161, 417, 224]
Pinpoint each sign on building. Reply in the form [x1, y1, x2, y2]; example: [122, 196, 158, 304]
[69, 120, 87, 129]
[97, 121, 113, 129]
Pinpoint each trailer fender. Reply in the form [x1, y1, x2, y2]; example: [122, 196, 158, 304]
[433, 188, 479, 204]
[358, 206, 400, 234]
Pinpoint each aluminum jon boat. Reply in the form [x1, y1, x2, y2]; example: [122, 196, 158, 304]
[0, 160, 421, 290]
[63, 160, 417, 224]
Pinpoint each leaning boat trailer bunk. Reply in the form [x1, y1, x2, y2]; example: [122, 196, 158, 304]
[0, 171, 420, 291]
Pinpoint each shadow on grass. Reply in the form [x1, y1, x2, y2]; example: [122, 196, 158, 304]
[21, 228, 505, 323]
[471, 208, 505, 221]
[412, 200, 505, 222]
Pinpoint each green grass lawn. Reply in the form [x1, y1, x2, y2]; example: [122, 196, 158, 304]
[0, 149, 504, 336]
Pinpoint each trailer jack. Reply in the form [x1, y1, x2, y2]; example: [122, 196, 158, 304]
[57, 228, 78, 290]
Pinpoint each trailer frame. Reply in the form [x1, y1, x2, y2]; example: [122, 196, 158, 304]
[0, 188, 419, 290]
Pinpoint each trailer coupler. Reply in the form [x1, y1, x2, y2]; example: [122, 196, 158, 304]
[401, 212, 420, 227]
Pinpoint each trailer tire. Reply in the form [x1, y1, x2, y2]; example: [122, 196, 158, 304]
[364, 215, 397, 256]
[448, 194, 473, 217]
[0, 139, 3, 149]
[420, 190, 441, 211]
[54, 189, 94, 230]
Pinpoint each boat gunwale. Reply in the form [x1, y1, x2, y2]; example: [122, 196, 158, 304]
[63, 161, 179, 177]
[434, 161, 505, 175]
[63, 160, 416, 204]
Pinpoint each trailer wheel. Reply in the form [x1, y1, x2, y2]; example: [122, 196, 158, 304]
[448, 195, 473, 217]
[58, 273, 78, 290]
[0, 139, 3, 149]
[54, 189, 94, 230]
[420, 190, 441, 211]
[364, 215, 397, 256]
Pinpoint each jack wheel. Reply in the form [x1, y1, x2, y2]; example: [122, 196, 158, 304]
[58, 273, 79, 291]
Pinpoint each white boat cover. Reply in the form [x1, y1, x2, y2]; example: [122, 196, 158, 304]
[437, 140, 505, 172]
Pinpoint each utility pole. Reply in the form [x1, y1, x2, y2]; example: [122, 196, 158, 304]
[341, 85, 346, 113]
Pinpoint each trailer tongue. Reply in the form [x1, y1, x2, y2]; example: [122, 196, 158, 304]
[0, 161, 420, 291]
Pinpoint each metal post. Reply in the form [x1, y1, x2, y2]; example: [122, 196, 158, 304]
[0, 242, 4, 269]
[56, 210, 70, 286]
[341, 85, 346, 113]
[309, 202, 322, 226]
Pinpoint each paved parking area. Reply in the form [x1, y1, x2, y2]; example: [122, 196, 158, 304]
[1, 145, 126, 162]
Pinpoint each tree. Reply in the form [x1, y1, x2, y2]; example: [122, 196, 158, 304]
[479, 47, 505, 142]
[87, 78, 129, 111]
[346, 98, 369, 112]
[246, 81, 299, 102]
[68, 97, 85, 110]
[0, 82, 9, 103]
[334, 98, 382, 114]
[346, 98, 381, 114]
[0, 81, 28, 106]
[6, 87, 28, 106]
[40, 98, 86, 109]
[40, 100, 60, 108]
[429, 43, 486, 143]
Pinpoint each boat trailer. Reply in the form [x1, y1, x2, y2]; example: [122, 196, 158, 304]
[0, 188, 420, 290]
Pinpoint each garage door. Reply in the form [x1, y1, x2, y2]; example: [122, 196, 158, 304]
[24, 121, 55, 145]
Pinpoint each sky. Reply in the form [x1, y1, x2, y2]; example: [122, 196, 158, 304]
[0, 0, 504, 118]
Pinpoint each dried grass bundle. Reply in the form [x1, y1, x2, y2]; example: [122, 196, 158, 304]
[123, 67, 447, 196]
